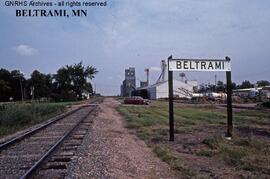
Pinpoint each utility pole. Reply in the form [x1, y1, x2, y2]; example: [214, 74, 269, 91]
[31, 86, 35, 101]
[19, 76, 23, 101]
[14, 73, 24, 102]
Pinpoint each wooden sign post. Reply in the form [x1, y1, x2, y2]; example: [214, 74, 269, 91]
[168, 56, 232, 141]
[168, 56, 174, 141]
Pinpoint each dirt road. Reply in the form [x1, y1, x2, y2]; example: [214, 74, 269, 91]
[67, 98, 177, 178]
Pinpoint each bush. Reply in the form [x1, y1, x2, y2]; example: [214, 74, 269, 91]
[0, 104, 32, 125]
[153, 145, 196, 177]
[0, 103, 66, 136]
[202, 136, 223, 149]
[262, 101, 270, 108]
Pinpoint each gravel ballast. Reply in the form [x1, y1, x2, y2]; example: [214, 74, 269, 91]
[67, 98, 177, 178]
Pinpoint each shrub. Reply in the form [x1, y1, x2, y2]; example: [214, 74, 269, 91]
[202, 136, 223, 149]
[262, 101, 270, 108]
[0, 103, 66, 136]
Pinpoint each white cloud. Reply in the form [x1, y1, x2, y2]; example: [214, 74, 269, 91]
[14, 44, 38, 56]
[150, 67, 161, 71]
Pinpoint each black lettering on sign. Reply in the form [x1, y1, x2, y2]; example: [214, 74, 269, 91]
[195, 61, 199, 69]
[184, 61, 188, 69]
[190, 61, 195, 69]
[176, 61, 182, 69]
[208, 62, 213, 70]
[215, 61, 222, 69]
[201, 62, 206, 70]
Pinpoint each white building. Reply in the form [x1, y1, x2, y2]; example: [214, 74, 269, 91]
[136, 80, 198, 100]
[261, 86, 270, 99]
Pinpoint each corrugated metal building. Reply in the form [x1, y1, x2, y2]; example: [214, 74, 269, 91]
[134, 80, 197, 100]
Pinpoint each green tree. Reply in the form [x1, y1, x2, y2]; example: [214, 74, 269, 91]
[0, 69, 12, 101]
[257, 80, 270, 87]
[28, 70, 53, 99]
[54, 62, 97, 100]
[0, 69, 26, 101]
[216, 81, 225, 92]
[0, 80, 11, 101]
[231, 82, 237, 90]
[238, 80, 254, 89]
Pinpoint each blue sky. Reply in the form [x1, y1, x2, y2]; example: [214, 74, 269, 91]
[1, 0, 270, 95]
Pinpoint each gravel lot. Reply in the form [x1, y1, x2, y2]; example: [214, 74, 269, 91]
[67, 98, 178, 179]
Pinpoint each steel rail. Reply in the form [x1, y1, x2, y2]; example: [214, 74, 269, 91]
[19, 105, 98, 179]
[0, 98, 101, 151]
[0, 105, 86, 151]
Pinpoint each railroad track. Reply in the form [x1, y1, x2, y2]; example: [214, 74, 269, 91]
[0, 98, 102, 179]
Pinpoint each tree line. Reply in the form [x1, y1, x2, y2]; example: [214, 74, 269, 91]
[198, 80, 270, 93]
[0, 62, 98, 102]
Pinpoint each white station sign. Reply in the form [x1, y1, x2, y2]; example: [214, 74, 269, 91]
[168, 59, 231, 72]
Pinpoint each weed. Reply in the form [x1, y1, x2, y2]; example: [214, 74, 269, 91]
[202, 136, 223, 149]
[197, 150, 216, 157]
[262, 101, 270, 108]
[117, 100, 270, 176]
[203, 135, 270, 174]
[221, 146, 248, 166]
[153, 145, 196, 177]
[0, 103, 66, 137]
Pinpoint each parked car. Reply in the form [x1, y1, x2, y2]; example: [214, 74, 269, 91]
[124, 96, 148, 105]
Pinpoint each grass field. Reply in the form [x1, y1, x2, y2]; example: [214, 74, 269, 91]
[0, 102, 77, 138]
[117, 100, 270, 178]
